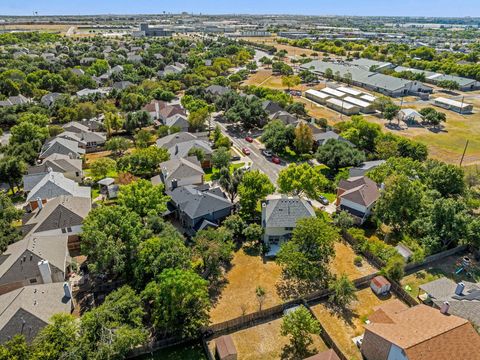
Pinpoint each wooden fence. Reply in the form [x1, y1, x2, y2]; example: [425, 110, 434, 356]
[404, 245, 469, 273]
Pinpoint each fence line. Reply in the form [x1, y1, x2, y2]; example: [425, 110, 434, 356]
[404, 245, 469, 273]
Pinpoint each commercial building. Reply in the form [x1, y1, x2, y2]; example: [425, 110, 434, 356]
[326, 98, 360, 115]
[305, 89, 331, 105]
[433, 97, 473, 113]
[343, 96, 376, 113]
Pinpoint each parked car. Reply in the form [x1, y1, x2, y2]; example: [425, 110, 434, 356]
[271, 155, 281, 164]
[245, 136, 254, 143]
[242, 147, 251, 155]
[318, 195, 329, 205]
[231, 155, 241, 161]
[262, 149, 273, 157]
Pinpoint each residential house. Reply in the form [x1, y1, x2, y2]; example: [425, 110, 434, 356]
[25, 172, 90, 208]
[156, 132, 213, 168]
[165, 114, 189, 132]
[159, 103, 187, 122]
[152, 157, 204, 191]
[112, 81, 134, 91]
[0, 235, 69, 295]
[418, 277, 480, 328]
[313, 131, 353, 147]
[60, 121, 107, 151]
[0, 95, 31, 107]
[349, 160, 386, 177]
[167, 185, 233, 236]
[336, 176, 380, 224]
[304, 349, 340, 360]
[261, 195, 316, 257]
[40, 92, 63, 107]
[25, 154, 83, 183]
[271, 111, 299, 126]
[262, 100, 283, 116]
[205, 85, 231, 97]
[39, 138, 85, 160]
[22, 195, 91, 252]
[361, 301, 480, 360]
[0, 282, 73, 343]
[97, 178, 119, 200]
[76, 88, 111, 98]
[143, 100, 167, 120]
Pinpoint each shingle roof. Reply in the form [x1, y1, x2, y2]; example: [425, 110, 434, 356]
[366, 304, 480, 360]
[262, 195, 315, 228]
[304, 349, 341, 360]
[0, 282, 72, 343]
[26, 173, 91, 202]
[160, 157, 204, 183]
[156, 132, 198, 149]
[313, 131, 353, 146]
[40, 138, 85, 159]
[206, 85, 230, 96]
[167, 185, 232, 220]
[0, 234, 68, 279]
[419, 277, 480, 327]
[165, 114, 189, 129]
[23, 195, 91, 236]
[338, 176, 379, 207]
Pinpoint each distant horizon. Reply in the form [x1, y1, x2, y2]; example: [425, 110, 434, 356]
[1, 0, 479, 18]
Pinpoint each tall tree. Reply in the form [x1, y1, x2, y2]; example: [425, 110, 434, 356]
[117, 179, 169, 218]
[238, 170, 275, 219]
[277, 163, 328, 199]
[294, 122, 314, 154]
[0, 193, 23, 252]
[328, 274, 358, 308]
[316, 139, 365, 173]
[281, 306, 321, 358]
[219, 167, 244, 202]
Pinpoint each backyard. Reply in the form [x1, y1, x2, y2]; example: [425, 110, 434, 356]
[207, 317, 328, 360]
[209, 248, 283, 324]
[135, 342, 207, 360]
[310, 287, 399, 360]
[330, 241, 378, 280]
[401, 252, 480, 298]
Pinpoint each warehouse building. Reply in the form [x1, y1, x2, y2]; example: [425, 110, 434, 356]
[320, 87, 348, 99]
[433, 97, 473, 114]
[305, 89, 330, 105]
[337, 86, 364, 98]
[326, 98, 360, 115]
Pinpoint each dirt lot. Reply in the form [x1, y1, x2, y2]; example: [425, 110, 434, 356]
[209, 249, 283, 324]
[401, 252, 480, 298]
[208, 316, 328, 360]
[310, 287, 399, 360]
[330, 242, 378, 280]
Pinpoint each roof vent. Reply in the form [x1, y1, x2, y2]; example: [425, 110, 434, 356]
[455, 282, 465, 296]
[440, 301, 450, 315]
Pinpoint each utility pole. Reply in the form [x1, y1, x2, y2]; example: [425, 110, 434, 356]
[460, 139, 469, 167]
[460, 96, 465, 115]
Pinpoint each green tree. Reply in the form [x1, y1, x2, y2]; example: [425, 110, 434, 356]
[81, 206, 148, 277]
[105, 136, 131, 156]
[243, 223, 264, 243]
[142, 269, 210, 338]
[117, 179, 169, 218]
[261, 120, 294, 154]
[375, 174, 423, 231]
[223, 214, 246, 239]
[117, 147, 169, 177]
[0, 193, 23, 252]
[0, 156, 27, 194]
[212, 147, 231, 169]
[134, 129, 153, 148]
[277, 163, 329, 199]
[281, 306, 321, 358]
[89, 157, 116, 180]
[187, 147, 206, 163]
[294, 122, 314, 154]
[0, 335, 29, 360]
[10, 121, 48, 145]
[255, 286, 266, 311]
[282, 75, 301, 90]
[192, 227, 234, 281]
[383, 103, 401, 124]
[425, 160, 465, 197]
[188, 107, 209, 132]
[238, 170, 275, 219]
[382, 256, 405, 282]
[78, 286, 147, 359]
[316, 139, 365, 173]
[328, 274, 358, 308]
[219, 167, 245, 202]
[104, 112, 124, 136]
[333, 211, 355, 231]
[276, 217, 337, 286]
[31, 314, 78, 360]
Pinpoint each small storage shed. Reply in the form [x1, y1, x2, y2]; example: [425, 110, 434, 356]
[370, 275, 391, 296]
[395, 243, 414, 262]
[215, 335, 237, 360]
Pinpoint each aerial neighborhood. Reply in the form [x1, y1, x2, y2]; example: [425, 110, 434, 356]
[0, 7, 479, 360]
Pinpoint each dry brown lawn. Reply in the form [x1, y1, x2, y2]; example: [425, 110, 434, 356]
[330, 242, 378, 280]
[3, 24, 72, 33]
[209, 249, 283, 324]
[208, 317, 328, 360]
[310, 288, 399, 360]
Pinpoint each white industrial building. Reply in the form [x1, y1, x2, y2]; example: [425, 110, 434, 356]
[326, 98, 360, 115]
[305, 89, 331, 104]
[343, 96, 376, 114]
[433, 97, 473, 113]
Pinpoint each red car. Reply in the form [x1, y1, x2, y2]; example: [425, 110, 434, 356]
[245, 136, 254, 143]
[242, 147, 251, 155]
[271, 156, 281, 164]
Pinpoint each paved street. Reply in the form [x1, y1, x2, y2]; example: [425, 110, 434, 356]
[211, 116, 285, 184]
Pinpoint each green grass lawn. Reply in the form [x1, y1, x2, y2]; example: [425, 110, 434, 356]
[204, 162, 244, 182]
[320, 192, 336, 203]
[91, 187, 100, 199]
[135, 343, 207, 360]
[83, 168, 118, 181]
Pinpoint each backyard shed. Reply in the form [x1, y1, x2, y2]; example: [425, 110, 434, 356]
[370, 276, 391, 296]
[395, 243, 414, 262]
[215, 335, 237, 360]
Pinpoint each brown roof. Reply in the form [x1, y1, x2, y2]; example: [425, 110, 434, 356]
[215, 335, 237, 359]
[368, 299, 408, 324]
[159, 104, 186, 119]
[304, 349, 341, 360]
[371, 276, 390, 288]
[142, 100, 167, 113]
[365, 304, 480, 360]
[338, 176, 379, 207]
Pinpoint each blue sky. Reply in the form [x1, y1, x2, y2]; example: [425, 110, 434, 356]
[1, 0, 478, 17]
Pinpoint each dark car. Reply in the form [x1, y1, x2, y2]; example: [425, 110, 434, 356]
[231, 155, 241, 161]
[245, 136, 254, 143]
[318, 195, 329, 205]
[271, 155, 281, 164]
[242, 147, 251, 155]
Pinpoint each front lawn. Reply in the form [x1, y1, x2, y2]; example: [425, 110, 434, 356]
[204, 162, 244, 182]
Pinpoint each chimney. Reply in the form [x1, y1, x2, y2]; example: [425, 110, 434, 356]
[36, 197, 43, 210]
[47, 167, 53, 173]
[38, 260, 52, 284]
[171, 179, 178, 190]
[455, 282, 465, 296]
[63, 282, 72, 299]
[440, 301, 450, 315]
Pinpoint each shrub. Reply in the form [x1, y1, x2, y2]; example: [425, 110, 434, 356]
[354, 256, 363, 267]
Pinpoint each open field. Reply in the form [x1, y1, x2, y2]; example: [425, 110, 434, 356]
[209, 249, 283, 324]
[310, 287, 399, 360]
[401, 251, 480, 298]
[3, 24, 73, 33]
[208, 316, 328, 360]
[330, 242, 378, 280]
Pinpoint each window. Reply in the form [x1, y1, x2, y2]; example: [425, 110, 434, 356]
[61, 228, 67, 233]
[67, 227, 72, 233]
[29, 278, 37, 284]
[284, 227, 293, 231]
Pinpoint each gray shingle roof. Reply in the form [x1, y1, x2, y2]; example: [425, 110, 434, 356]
[26, 173, 90, 202]
[40, 138, 85, 159]
[160, 157, 204, 183]
[167, 185, 232, 220]
[262, 195, 315, 228]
